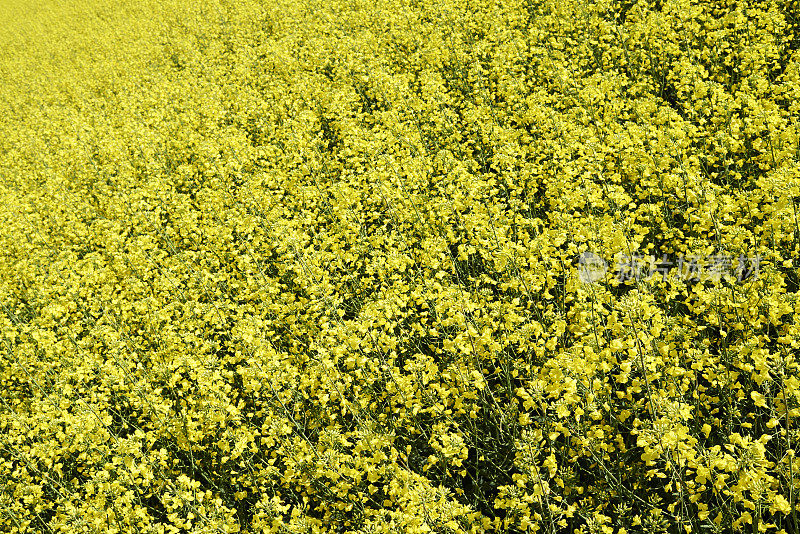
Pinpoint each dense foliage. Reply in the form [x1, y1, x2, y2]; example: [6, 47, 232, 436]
[2, 0, 800, 532]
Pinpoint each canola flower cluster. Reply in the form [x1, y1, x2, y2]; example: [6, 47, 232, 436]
[1, 0, 799, 532]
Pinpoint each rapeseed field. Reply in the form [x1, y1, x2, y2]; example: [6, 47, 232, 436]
[1, 0, 799, 532]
